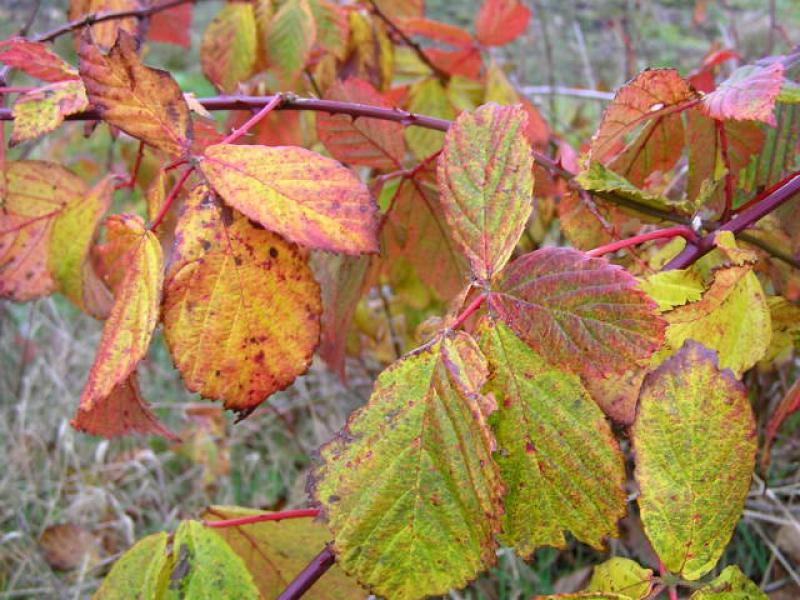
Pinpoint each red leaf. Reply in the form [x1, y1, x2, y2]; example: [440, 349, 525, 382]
[687, 48, 740, 93]
[72, 374, 178, 440]
[488, 247, 665, 377]
[316, 78, 405, 170]
[475, 0, 531, 47]
[426, 47, 482, 79]
[701, 60, 785, 125]
[762, 378, 800, 468]
[147, 1, 192, 48]
[396, 16, 473, 47]
[0, 38, 79, 82]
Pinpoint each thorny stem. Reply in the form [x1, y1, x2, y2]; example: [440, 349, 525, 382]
[586, 226, 698, 258]
[31, 0, 196, 44]
[202, 508, 319, 528]
[367, 0, 450, 83]
[219, 93, 284, 145]
[149, 165, 193, 232]
[449, 293, 486, 331]
[275, 546, 336, 600]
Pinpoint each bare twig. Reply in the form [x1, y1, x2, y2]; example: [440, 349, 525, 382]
[276, 546, 336, 600]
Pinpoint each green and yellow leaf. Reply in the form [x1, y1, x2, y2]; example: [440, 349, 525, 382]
[405, 77, 454, 159]
[585, 557, 654, 600]
[200, 1, 258, 93]
[633, 341, 757, 580]
[93, 532, 172, 599]
[10, 80, 88, 145]
[264, 0, 317, 83]
[689, 565, 767, 599]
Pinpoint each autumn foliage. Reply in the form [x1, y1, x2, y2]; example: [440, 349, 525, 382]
[1, 0, 800, 599]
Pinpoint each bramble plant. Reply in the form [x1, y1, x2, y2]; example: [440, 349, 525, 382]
[1, 0, 799, 599]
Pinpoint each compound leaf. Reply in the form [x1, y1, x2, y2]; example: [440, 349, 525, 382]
[488, 247, 665, 377]
[202, 506, 364, 599]
[77, 214, 163, 421]
[311, 331, 503, 600]
[200, 143, 378, 255]
[633, 341, 757, 580]
[163, 186, 321, 412]
[438, 103, 534, 281]
[316, 77, 405, 170]
[79, 31, 192, 158]
[200, 1, 258, 92]
[479, 320, 627, 556]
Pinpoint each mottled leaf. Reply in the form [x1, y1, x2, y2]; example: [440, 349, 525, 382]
[591, 69, 699, 163]
[405, 78, 454, 159]
[310, 0, 349, 60]
[689, 565, 767, 599]
[1, 161, 86, 301]
[585, 557, 654, 600]
[11, 80, 88, 146]
[576, 161, 671, 211]
[488, 247, 665, 377]
[438, 103, 534, 280]
[479, 320, 627, 556]
[638, 269, 705, 312]
[264, 0, 316, 82]
[583, 366, 647, 426]
[79, 31, 192, 157]
[48, 175, 113, 317]
[94, 532, 172, 599]
[312, 331, 503, 600]
[701, 60, 785, 125]
[77, 214, 162, 420]
[202, 506, 364, 599]
[475, 0, 532, 47]
[200, 143, 379, 255]
[69, 0, 140, 50]
[316, 78, 405, 170]
[163, 186, 321, 411]
[633, 341, 757, 580]
[0, 37, 79, 82]
[170, 520, 259, 599]
[557, 189, 640, 252]
[200, 2, 257, 93]
[607, 113, 684, 188]
[72, 373, 178, 440]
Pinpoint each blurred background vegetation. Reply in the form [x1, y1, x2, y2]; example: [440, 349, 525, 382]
[1, 1, 799, 598]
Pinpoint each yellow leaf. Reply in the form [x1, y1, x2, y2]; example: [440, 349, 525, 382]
[162, 186, 321, 411]
[10, 80, 88, 145]
[200, 144, 378, 255]
[405, 78, 454, 159]
[79, 31, 192, 157]
[69, 0, 139, 51]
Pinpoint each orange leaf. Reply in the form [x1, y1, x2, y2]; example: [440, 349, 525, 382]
[591, 69, 699, 164]
[69, 0, 141, 51]
[396, 16, 473, 47]
[72, 373, 178, 440]
[1, 161, 87, 301]
[316, 78, 405, 170]
[475, 0, 531, 47]
[79, 31, 192, 158]
[0, 37, 79, 82]
[78, 214, 163, 417]
[162, 186, 321, 411]
[200, 144, 379, 254]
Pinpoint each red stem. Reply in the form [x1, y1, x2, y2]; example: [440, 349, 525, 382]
[220, 93, 284, 145]
[665, 169, 800, 270]
[115, 140, 145, 190]
[716, 120, 734, 221]
[449, 293, 486, 331]
[203, 508, 319, 528]
[149, 165, 193, 232]
[586, 226, 698, 258]
[276, 546, 336, 600]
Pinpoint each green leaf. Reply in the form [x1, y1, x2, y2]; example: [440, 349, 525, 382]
[762, 296, 800, 364]
[201, 506, 364, 599]
[311, 331, 503, 600]
[404, 77, 454, 159]
[437, 103, 534, 281]
[170, 520, 260, 599]
[488, 247, 665, 378]
[575, 161, 674, 211]
[633, 341, 757, 580]
[585, 557, 654, 600]
[93, 532, 172, 599]
[478, 320, 626, 557]
[638, 269, 705, 312]
[264, 0, 317, 82]
[690, 565, 767, 599]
